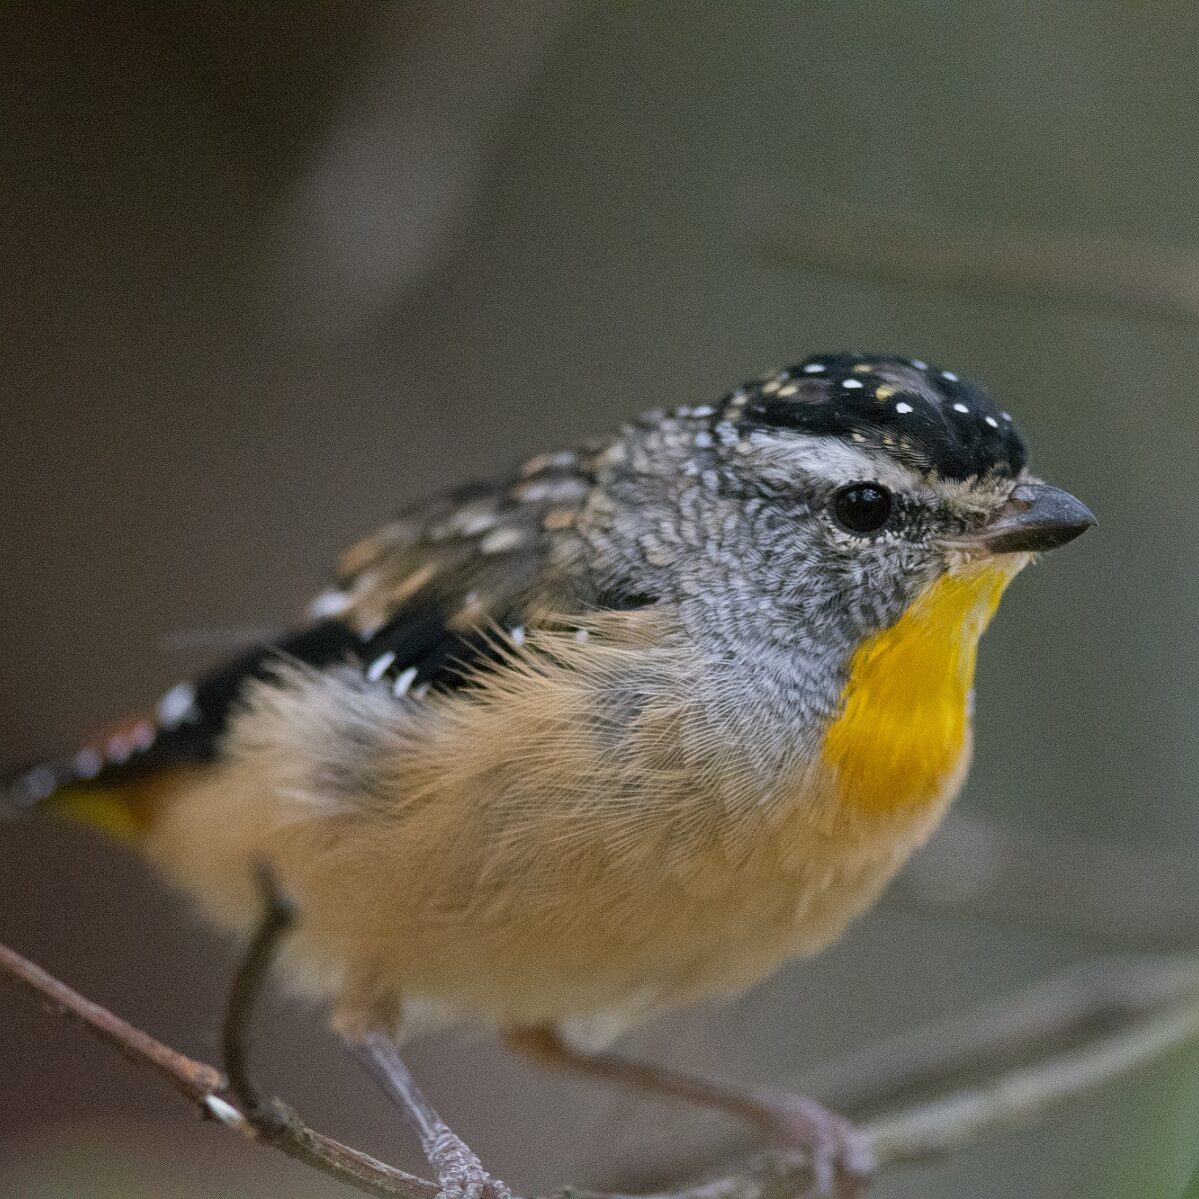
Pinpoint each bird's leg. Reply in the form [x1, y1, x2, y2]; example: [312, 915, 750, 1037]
[506, 1026, 873, 1199]
[344, 1031, 511, 1199]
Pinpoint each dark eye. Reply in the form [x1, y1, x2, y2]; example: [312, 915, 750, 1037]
[832, 483, 893, 534]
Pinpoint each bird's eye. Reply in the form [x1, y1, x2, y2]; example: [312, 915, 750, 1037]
[832, 483, 893, 534]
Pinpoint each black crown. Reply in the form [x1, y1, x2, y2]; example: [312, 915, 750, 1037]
[736, 352, 1027, 481]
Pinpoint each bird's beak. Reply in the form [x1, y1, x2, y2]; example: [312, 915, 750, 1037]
[970, 482, 1096, 555]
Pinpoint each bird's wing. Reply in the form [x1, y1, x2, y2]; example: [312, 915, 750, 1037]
[5, 450, 605, 809]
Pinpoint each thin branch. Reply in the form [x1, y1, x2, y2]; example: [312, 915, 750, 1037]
[577, 973, 1199, 1198]
[749, 195, 1199, 324]
[0, 941, 224, 1103]
[563, 1152, 825, 1199]
[590, 954, 1199, 1191]
[868, 993, 1199, 1165]
[799, 954, 1199, 1116]
[889, 813, 1199, 952]
[4, 936, 1199, 1199]
[0, 939, 435, 1199]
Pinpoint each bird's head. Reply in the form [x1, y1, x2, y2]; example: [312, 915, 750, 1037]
[590, 351, 1094, 658]
[581, 352, 1094, 816]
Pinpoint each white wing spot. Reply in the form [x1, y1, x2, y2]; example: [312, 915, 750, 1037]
[694, 431, 714, 448]
[803, 363, 826, 373]
[73, 748, 103, 780]
[520, 451, 577, 477]
[366, 651, 397, 682]
[157, 682, 197, 729]
[895, 401, 914, 414]
[985, 415, 1000, 428]
[777, 384, 798, 397]
[690, 404, 716, 418]
[910, 359, 928, 369]
[308, 589, 351, 619]
[574, 628, 590, 643]
[941, 370, 959, 382]
[105, 735, 132, 765]
[842, 379, 864, 390]
[458, 512, 497, 536]
[392, 667, 417, 696]
[509, 624, 526, 646]
[1002, 411, 1013, 421]
[129, 721, 156, 752]
[479, 528, 525, 555]
[18, 766, 57, 802]
[952, 402, 970, 414]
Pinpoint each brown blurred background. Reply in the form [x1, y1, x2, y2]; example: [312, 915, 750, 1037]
[3, 4, 1198, 1197]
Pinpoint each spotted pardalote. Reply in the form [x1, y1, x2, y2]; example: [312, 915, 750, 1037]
[4, 352, 1094, 1198]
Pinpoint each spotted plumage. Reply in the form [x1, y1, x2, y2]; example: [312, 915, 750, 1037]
[6, 440, 616, 806]
[8, 354, 1041, 819]
[4, 350, 1095, 1198]
[732, 353, 1026, 481]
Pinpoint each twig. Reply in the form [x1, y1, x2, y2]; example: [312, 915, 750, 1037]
[4, 934, 1199, 1198]
[0, 939, 434, 1199]
[572, 974, 1199, 1197]
[868, 993, 1199, 1165]
[750, 195, 1199, 324]
[630, 954, 1199, 1186]
[889, 814, 1199, 952]
[562, 1151, 826, 1199]
[0, 941, 224, 1103]
[799, 954, 1199, 1116]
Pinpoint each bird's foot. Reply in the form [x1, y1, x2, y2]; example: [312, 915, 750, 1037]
[428, 1128, 511, 1199]
[753, 1092, 874, 1199]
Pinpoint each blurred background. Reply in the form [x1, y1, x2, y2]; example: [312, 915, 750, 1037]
[2, 4, 1197, 1196]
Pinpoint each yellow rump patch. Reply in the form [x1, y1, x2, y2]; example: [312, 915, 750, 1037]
[822, 559, 1023, 816]
[50, 786, 146, 843]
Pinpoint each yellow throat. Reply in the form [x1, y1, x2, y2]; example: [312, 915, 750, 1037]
[822, 558, 1024, 816]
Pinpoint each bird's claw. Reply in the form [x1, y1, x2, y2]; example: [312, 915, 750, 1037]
[429, 1129, 511, 1199]
[759, 1093, 874, 1198]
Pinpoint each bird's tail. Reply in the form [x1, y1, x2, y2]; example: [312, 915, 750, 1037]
[5, 624, 355, 840]
[3, 715, 189, 843]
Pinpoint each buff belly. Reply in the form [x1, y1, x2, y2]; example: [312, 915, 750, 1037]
[139, 560, 1024, 1040]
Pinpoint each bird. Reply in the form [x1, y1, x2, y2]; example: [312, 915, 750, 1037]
[4, 351, 1094, 1199]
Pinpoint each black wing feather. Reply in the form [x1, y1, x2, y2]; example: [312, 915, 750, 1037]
[5, 449, 604, 808]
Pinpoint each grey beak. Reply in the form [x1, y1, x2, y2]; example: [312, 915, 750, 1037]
[973, 482, 1096, 554]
